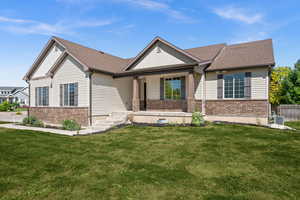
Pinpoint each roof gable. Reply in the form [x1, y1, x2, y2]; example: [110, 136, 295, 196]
[31, 42, 64, 79]
[130, 41, 197, 70]
[124, 36, 201, 71]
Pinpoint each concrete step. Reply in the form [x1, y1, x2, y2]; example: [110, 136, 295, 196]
[91, 112, 129, 131]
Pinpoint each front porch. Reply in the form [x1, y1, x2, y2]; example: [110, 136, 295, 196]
[131, 70, 204, 113]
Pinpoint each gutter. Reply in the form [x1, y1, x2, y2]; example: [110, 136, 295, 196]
[26, 80, 30, 119]
[205, 63, 275, 72]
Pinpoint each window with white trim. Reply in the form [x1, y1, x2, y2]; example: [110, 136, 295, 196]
[36, 87, 49, 106]
[224, 73, 245, 98]
[60, 83, 78, 106]
[164, 77, 182, 100]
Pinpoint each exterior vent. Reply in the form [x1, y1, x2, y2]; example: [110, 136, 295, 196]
[156, 46, 161, 53]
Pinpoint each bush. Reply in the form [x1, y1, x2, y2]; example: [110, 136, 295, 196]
[11, 102, 20, 111]
[0, 101, 10, 111]
[32, 120, 44, 127]
[23, 116, 37, 125]
[62, 120, 81, 131]
[191, 112, 205, 126]
[23, 116, 44, 127]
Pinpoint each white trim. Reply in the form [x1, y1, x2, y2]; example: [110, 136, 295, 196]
[223, 73, 246, 99]
[61, 82, 78, 107]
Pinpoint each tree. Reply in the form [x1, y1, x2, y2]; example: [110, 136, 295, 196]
[281, 60, 300, 104]
[269, 66, 291, 105]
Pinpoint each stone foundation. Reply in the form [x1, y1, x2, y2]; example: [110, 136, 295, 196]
[29, 107, 89, 126]
[146, 100, 187, 112]
[205, 100, 268, 117]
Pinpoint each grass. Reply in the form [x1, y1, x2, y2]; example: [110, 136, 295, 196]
[15, 107, 27, 112]
[0, 107, 27, 112]
[0, 124, 299, 200]
[0, 121, 11, 124]
[285, 121, 300, 130]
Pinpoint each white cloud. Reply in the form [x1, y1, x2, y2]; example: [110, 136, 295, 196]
[120, 0, 168, 10]
[116, 0, 195, 23]
[0, 16, 34, 23]
[57, 0, 196, 23]
[213, 6, 263, 24]
[0, 16, 114, 35]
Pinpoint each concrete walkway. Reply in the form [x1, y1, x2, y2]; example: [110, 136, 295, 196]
[0, 123, 111, 136]
[0, 111, 27, 123]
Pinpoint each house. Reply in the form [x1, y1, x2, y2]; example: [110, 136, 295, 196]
[23, 36, 274, 126]
[0, 87, 29, 106]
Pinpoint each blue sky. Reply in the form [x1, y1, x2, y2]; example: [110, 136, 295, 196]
[0, 0, 300, 86]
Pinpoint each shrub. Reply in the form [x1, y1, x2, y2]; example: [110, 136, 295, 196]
[62, 120, 81, 131]
[32, 120, 44, 127]
[0, 104, 5, 112]
[23, 116, 44, 127]
[191, 112, 205, 126]
[11, 102, 20, 111]
[23, 116, 37, 125]
[0, 101, 10, 111]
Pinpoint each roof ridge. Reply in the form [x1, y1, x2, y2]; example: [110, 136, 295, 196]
[228, 38, 272, 47]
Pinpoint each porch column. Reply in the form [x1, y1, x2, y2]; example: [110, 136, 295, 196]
[132, 77, 140, 112]
[187, 71, 195, 113]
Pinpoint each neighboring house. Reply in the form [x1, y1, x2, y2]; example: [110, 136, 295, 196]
[23, 36, 274, 126]
[0, 87, 29, 106]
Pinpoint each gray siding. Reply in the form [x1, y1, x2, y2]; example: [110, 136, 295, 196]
[91, 73, 132, 116]
[30, 56, 89, 107]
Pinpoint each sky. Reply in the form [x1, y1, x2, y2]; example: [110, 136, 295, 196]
[0, 0, 300, 86]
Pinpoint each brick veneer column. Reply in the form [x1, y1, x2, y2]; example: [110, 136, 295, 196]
[187, 71, 195, 112]
[132, 77, 140, 112]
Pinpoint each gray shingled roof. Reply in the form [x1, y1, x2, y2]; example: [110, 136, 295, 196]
[206, 39, 275, 71]
[0, 87, 23, 91]
[25, 36, 275, 79]
[53, 37, 130, 73]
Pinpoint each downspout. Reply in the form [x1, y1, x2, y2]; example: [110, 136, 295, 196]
[201, 66, 206, 115]
[89, 72, 93, 126]
[27, 80, 30, 118]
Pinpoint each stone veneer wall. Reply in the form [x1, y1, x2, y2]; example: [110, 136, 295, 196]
[140, 100, 203, 112]
[29, 107, 89, 126]
[205, 100, 268, 117]
[146, 100, 188, 112]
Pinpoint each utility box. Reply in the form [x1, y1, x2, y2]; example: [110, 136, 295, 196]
[275, 116, 284, 125]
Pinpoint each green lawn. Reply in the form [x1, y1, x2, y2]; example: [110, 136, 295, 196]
[0, 124, 299, 200]
[285, 121, 300, 130]
[0, 121, 11, 124]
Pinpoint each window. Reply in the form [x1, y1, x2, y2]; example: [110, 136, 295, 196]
[60, 83, 78, 106]
[165, 77, 182, 100]
[224, 73, 245, 98]
[36, 87, 49, 106]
